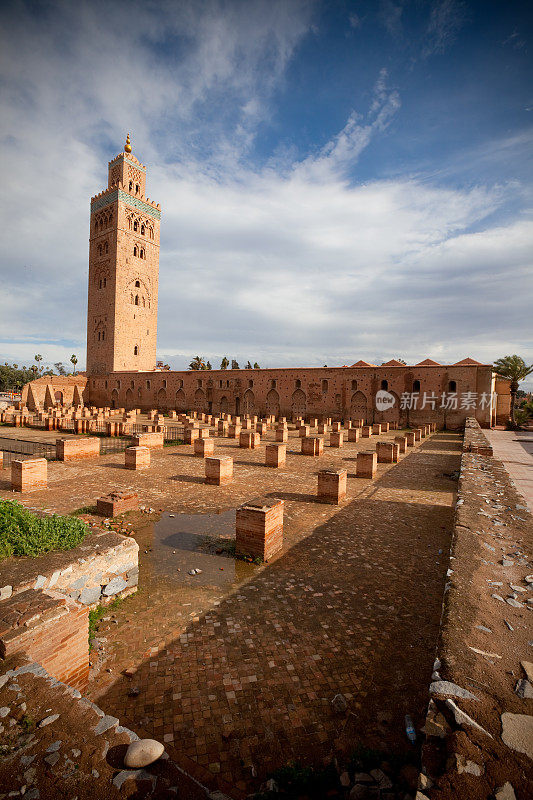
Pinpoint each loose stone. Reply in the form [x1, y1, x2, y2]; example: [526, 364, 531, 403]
[124, 738, 165, 768]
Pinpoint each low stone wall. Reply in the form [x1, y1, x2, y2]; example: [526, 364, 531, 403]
[0, 531, 139, 607]
[462, 416, 493, 456]
[0, 589, 89, 689]
[418, 424, 532, 799]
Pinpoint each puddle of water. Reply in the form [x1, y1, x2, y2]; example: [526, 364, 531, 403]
[135, 509, 256, 589]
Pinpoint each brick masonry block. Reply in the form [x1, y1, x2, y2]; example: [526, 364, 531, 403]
[331, 421, 341, 433]
[184, 428, 199, 444]
[298, 425, 310, 438]
[330, 431, 344, 448]
[317, 423, 328, 434]
[275, 428, 288, 443]
[406, 431, 416, 446]
[265, 443, 286, 467]
[228, 424, 242, 439]
[194, 437, 215, 457]
[125, 446, 150, 470]
[356, 451, 377, 479]
[301, 436, 324, 456]
[381, 422, 390, 432]
[11, 458, 47, 492]
[56, 436, 100, 461]
[376, 441, 396, 463]
[217, 421, 229, 436]
[394, 435, 407, 454]
[414, 429, 422, 442]
[361, 425, 372, 438]
[96, 491, 138, 517]
[132, 432, 164, 449]
[317, 468, 347, 504]
[205, 456, 233, 485]
[348, 428, 360, 443]
[236, 498, 284, 561]
[240, 431, 260, 449]
[372, 423, 382, 435]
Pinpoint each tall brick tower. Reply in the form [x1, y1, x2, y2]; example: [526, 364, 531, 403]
[86, 135, 161, 375]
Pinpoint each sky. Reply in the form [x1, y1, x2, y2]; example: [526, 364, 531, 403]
[0, 0, 532, 386]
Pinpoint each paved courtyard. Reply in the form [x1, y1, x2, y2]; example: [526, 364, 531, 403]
[486, 428, 533, 511]
[0, 426, 462, 794]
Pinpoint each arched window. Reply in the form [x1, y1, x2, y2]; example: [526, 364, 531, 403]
[295, 379, 301, 388]
[102, 331, 105, 341]
[141, 224, 145, 235]
[271, 379, 277, 388]
[149, 227, 154, 239]
[140, 249, 145, 259]
[163, 379, 167, 389]
[322, 379, 328, 393]
[130, 380, 134, 389]
[134, 295, 139, 305]
[99, 279, 102, 289]
[134, 346, 139, 356]
[104, 242, 108, 254]
[103, 277, 106, 287]
[381, 379, 388, 391]
[135, 280, 140, 287]
[129, 180, 133, 191]
[142, 297, 145, 307]
[448, 380, 457, 392]
[135, 184, 140, 194]
[351, 379, 358, 391]
[413, 380, 420, 392]
[98, 331, 101, 341]
[133, 245, 138, 257]
[133, 220, 138, 232]
[97, 244, 102, 256]
[249, 379, 253, 388]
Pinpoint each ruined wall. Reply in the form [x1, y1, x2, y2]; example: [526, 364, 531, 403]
[87, 363, 495, 429]
[418, 419, 532, 799]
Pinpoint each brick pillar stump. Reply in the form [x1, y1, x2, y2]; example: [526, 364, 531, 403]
[241, 419, 252, 431]
[298, 425, 310, 438]
[228, 424, 242, 439]
[194, 437, 215, 457]
[330, 431, 344, 448]
[317, 422, 328, 434]
[236, 498, 284, 562]
[205, 456, 233, 485]
[11, 458, 47, 492]
[218, 421, 229, 436]
[239, 431, 260, 449]
[376, 441, 396, 463]
[390, 421, 398, 430]
[405, 431, 415, 446]
[125, 446, 150, 470]
[331, 421, 341, 433]
[414, 428, 422, 442]
[348, 428, 360, 443]
[96, 491, 138, 516]
[317, 468, 347, 504]
[233, 416, 241, 425]
[301, 436, 324, 456]
[356, 451, 377, 479]
[197, 427, 210, 439]
[184, 428, 199, 445]
[56, 437, 100, 461]
[0, 452, 3, 470]
[372, 423, 382, 435]
[265, 443, 286, 468]
[381, 422, 390, 432]
[275, 427, 288, 443]
[256, 422, 268, 435]
[394, 435, 407, 454]
[133, 432, 164, 449]
[361, 425, 372, 438]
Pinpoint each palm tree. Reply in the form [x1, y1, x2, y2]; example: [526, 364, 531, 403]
[34, 354, 43, 372]
[70, 354, 78, 375]
[189, 355, 206, 370]
[493, 355, 533, 427]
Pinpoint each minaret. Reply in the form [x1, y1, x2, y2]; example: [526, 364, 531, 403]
[86, 135, 161, 375]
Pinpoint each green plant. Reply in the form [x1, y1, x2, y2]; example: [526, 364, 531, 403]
[163, 439, 184, 447]
[0, 500, 88, 559]
[493, 355, 533, 427]
[89, 597, 123, 646]
[20, 714, 35, 733]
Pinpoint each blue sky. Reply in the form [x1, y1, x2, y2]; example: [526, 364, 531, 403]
[0, 0, 532, 384]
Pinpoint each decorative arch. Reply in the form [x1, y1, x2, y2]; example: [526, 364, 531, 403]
[350, 390, 367, 421]
[125, 387, 134, 408]
[291, 388, 306, 417]
[111, 388, 119, 409]
[157, 387, 168, 408]
[243, 389, 255, 414]
[219, 395, 229, 414]
[175, 389, 186, 411]
[266, 389, 280, 417]
[54, 390, 63, 404]
[376, 390, 400, 425]
[194, 388, 205, 411]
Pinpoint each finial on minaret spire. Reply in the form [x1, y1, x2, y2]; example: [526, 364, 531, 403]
[124, 133, 132, 154]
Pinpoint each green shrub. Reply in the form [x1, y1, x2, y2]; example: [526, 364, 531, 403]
[0, 500, 88, 559]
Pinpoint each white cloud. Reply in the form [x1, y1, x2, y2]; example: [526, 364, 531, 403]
[0, 0, 532, 385]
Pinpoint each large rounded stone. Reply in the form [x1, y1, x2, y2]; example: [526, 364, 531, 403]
[501, 713, 533, 759]
[124, 739, 164, 768]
